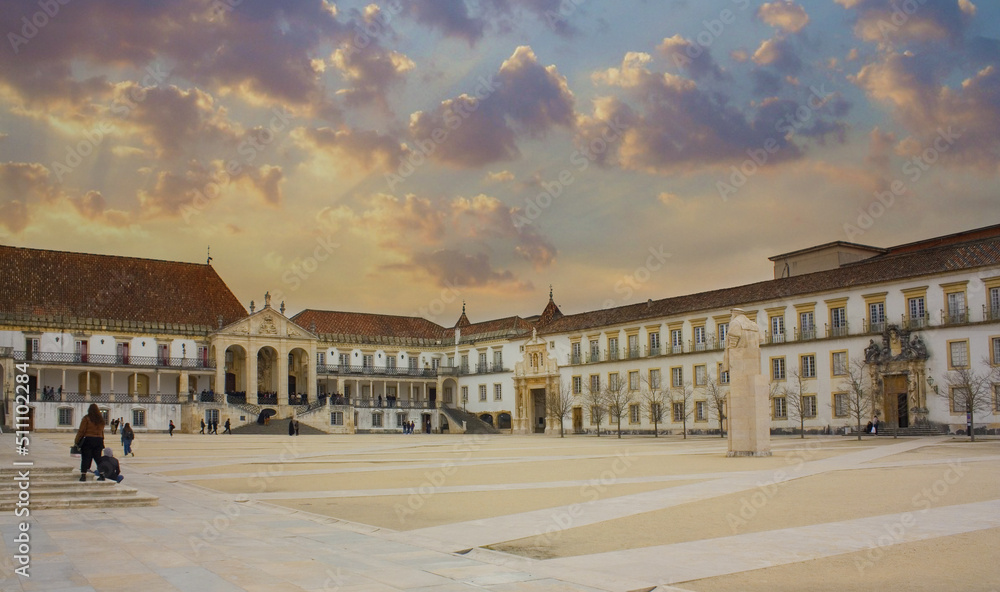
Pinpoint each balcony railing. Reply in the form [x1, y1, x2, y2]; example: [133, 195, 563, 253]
[941, 309, 969, 326]
[354, 398, 433, 409]
[570, 353, 582, 364]
[987, 305, 1000, 322]
[317, 364, 439, 377]
[828, 323, 849, 338]
[35, 391, 178, 403]
[11, 350, 214, 369]
[648, 346, 661, 357]
[865, 319, 886, 334]
[796, 327, 816, 341]
[627, 347, 641, 360]
[903, 314, 929, 330]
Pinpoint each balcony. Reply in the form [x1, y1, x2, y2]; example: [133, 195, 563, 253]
[828, 323, 849, 338]
[796, 327, 816, 341]
[671, 344, 683, 354]
[941, 309, 969, 326]
[866, 319, 886, 334]
[10, 350, 214, 369]
[317, 364, 439, 377]
[766, 332, 785, 345]
[648, 346, 661, 357]
[987, 305, 1000, 322]
[627, 347, 641, 360]
[903, 314, 929, 330]
[607, 349, 620, 361]
[570, 353, 582, 365]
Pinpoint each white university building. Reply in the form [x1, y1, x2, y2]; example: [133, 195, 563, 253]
[2, 224, 999, 437]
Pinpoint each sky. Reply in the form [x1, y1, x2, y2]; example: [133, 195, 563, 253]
[1, 0, 998, 326]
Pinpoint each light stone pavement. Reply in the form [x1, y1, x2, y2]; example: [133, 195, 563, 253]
[1, 432, 997, 592]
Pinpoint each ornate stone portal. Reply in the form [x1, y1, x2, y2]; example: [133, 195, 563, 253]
[863, 325, 930, 428]
[513, 329, 560, 434]
[724, 308, 772, 457]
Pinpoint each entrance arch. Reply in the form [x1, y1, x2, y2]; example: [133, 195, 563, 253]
[497, 412, 512, 430]
[288, 347, 309, 402]
[257, 346, 278, 401]
[225, 345, 247, 394]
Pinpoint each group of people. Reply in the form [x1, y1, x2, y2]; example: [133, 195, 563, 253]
[200, 418, 232, 434]
[376, 394, 399, 408]
[74, 403, 127, 482]
[40, 386, 62, 401]
[402, 420, 419, 434]
[865, 417, 881, 434]
[288, 418, 300, 435]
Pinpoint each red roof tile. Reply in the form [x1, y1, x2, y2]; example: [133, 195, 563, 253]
[0, 245, 246, 329]
[291, 309, 447, 343]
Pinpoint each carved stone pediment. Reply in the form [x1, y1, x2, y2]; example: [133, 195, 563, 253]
[864, 324, 929, 365]
[212, 309, 315, 340]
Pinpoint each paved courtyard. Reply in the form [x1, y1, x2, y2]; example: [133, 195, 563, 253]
[1, 431, 999, 591]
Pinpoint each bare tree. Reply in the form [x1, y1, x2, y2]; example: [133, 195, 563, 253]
[584, 379, 607, 437]
[784, 370, 811, 439]
[668, 383, 693, 439]
[704, 376, 728, 438]
[640, 374, 667, 437]
[605, 373, 635, 439]
[932, 360, 999, 442]
[837, 357, 875, 441]
[546, 380, 575, 438]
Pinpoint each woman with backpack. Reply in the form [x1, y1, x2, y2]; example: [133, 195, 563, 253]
[121, 422, 135, 456]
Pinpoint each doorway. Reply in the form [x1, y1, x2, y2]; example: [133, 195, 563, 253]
[883, 374, 908, 429]
[572, 407, 583, 433]
[531, 388, 546, 433]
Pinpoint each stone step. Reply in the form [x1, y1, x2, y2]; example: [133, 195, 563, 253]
[0, 467, 86, 483]
[0, 483, 143, 500]
[0, 493, 159, 511]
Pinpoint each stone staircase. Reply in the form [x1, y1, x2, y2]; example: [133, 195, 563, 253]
[848, 423, 949, 437]
[440, 406, 499, 434]
[229, 419, 327, 435]
[0, 466, 158, 511]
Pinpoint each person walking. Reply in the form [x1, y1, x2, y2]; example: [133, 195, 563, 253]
[288, 417, 296, 436]
[223, 418, 231, 434]
[200, 419, 206, 434]
[74, 404, 105, 482]
[169, 420, 175, 437]
[121, 423, 135, 457]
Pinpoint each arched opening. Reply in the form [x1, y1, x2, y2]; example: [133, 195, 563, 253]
[257, 346, 279, 404]
[479, 413, 494, 426]
[497, 412, 512, 430]
[225, 345, 247, 396]
[77, 372, 101, 395]
[128, 374, 150, 396]
[288, 347, 309, 405]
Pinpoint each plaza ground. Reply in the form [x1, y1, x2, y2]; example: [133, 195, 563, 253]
[1, 431, 998, 591]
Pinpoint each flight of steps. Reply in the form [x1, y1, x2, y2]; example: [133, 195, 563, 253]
[848, 424, 949, 437]
[0, 466, 158, 511]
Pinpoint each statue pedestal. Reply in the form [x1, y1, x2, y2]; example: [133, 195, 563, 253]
[727, 374, 772, 457]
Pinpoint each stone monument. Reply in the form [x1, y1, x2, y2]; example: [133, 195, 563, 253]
[723, 308, 771, 457]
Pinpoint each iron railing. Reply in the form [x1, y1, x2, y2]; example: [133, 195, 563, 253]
[11, 350, 214, 369]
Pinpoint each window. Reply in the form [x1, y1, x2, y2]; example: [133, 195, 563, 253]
[25, 337, 39, 360]
[572, 376, 582, 394]
[992, 337, 1000, 365]
[461, 354, 469, 373]
[396, 413, 407, 427]
[629, 404, 641, 424]
[387, 356, 397, 371]
[694, 326, 706, 350]
[718, 323, 728, 346]
[832, 351, 848, 376]
[494, 384, 502, 401]
[362, 354, 374, 372]
[991, 287, 1000, 320]
[372, 412, 383, 427]
[695, 400, 707, 421]
[650, 402, 662, 420]
[590, 339, 600, 361]
[773, 397, 787, 418]
[772, 357, 786, 380]
[995, 384, 1000, 412]
[205, 409, 219, 424]
[949, 341, 969, 368]
[493, 350, 502, 371]
[803, 395, 817, 417]
[950, 388, 969, 413]
[609, 372, 620, 391]
[461, 386, 468, 403]
[946, 292, 967, 323]
[317, 352, 326, 366]
[571, 342, 582, 364]
[649, 331, 660, 355]
[649, 368, 661, 390]
[830, 307, 847, 336]
[671, 329, 683, 353]
[671, 367, 683, 388]
[869, 302, 885, 332]
[672, 402, 685, 422]
[833, 393, 848, 418]
[770, 316, 785, 343]
[799, 311, 815, 340]
[58, 407, 73, 426]
[717, 363, 729, 385]
[339, 353, 350, 369]
[629, 371, 639, 390]
[590, 406, 600, 424]
[590, 374, 600, 392]
[408, 356, 418, 371]
[608, 337, 619, 360]
[479, 384, 487, 401]
[628, 334, 639, 358]
[800, 355, 816, 378]
[132, 409, 146, 427]
[908, 296, 926, 326]
[694, 365, 707, 386]
[478, 352, 487, 373]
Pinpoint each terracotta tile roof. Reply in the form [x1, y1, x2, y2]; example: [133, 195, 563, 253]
[449, 316, 534, 343]
[539, 233, 1000, 335]
[291, 309, 447, 344]
[0, 245, 246, 329]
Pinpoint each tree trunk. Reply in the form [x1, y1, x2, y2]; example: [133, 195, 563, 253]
[970, 410, 975, 442]
[617, 417, 622, 438]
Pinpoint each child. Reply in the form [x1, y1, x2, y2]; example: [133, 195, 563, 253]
[93, 448, 124, 483]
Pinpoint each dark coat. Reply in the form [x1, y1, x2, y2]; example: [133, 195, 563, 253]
[96, 454, 120, 479]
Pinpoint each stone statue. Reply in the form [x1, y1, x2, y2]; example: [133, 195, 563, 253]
[910, 334, 927, 359]
[264, 291, 271, 307]
[724, 308, 771, 457]
[864, 339, 880, 363]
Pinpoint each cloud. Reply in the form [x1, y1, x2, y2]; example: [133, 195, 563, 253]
[407, 249, 529, 290]
[836, 0, 976, 45]
[407, 45, 574, 167]
[298, 127, 410, 172]
[580, 52, 838, 174]
[137, 160, 285, 216]
[657, 35, 725, 81]
[401, 0, 581, 43]
[752, 37, 803, 75]
[330, 42, 415, 113]
[757, 1, 810, 33]
[485, 170, 515, 183]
